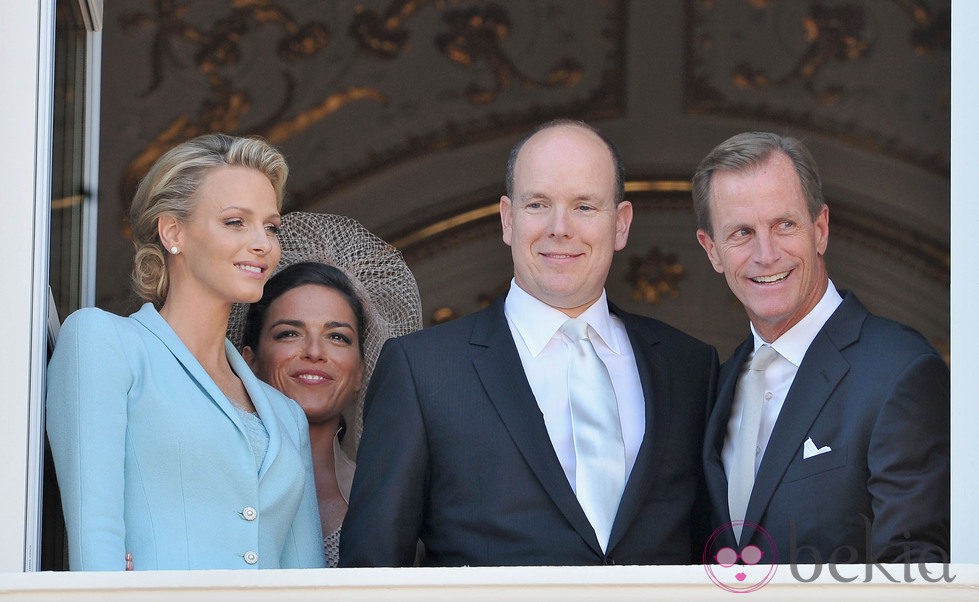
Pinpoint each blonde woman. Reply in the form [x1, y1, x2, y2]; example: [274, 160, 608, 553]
[46, 134, 324, 570]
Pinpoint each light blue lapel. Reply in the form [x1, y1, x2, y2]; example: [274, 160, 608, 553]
[130, 303, 249, 439]
[228, 339, 282, 479]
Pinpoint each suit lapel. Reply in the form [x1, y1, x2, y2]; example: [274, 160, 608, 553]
[604, 308, 669, 552]
[704, 339, 753, 536]
[742, 294, 865, 544]
[470, 299, 602, 555]
[230, 339, 281, 478]
[131, 304, 247, 436]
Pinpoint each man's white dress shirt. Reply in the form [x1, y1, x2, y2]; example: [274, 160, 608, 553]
[722, 279, 844, 481]
[504, 280, 645, 492]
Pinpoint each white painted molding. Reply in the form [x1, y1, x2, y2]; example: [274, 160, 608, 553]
[950, 0, 977, 565]
[0, 565, 975, 601]
[0, 0, 49, 574]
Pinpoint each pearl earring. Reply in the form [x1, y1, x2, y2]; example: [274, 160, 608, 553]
[170, 246, 180, 255]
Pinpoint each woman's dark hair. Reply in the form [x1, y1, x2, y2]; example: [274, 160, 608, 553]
[242, 261, 366, 357]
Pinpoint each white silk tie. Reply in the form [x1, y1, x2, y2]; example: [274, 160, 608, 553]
[728, 344, 779, 543]
[561, 318, 626, 552]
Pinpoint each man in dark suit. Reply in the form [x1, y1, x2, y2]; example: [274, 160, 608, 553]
[340, 119, 718, 566]
[694, 131, 949, 564]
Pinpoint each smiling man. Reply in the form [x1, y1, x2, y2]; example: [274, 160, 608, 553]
[694, 132, 949, 564]
[340, 119, 718, 566]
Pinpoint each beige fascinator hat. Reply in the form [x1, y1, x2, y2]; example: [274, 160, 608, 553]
[228, 211, 423, 455]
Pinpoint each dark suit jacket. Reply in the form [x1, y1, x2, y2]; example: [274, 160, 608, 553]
[340, 297, 718, 566]
[703, 292, 950, 564]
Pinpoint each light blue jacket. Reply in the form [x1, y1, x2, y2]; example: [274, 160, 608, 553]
[46, 304, 325, 570]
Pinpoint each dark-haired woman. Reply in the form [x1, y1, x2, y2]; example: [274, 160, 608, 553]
[231, 211, 423, 567]
[241, 261, 365, 567]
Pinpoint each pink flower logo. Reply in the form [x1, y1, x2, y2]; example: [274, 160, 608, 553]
[703, 521, 779, 593]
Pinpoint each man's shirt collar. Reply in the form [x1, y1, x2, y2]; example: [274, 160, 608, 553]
[504, 279, 620, 357]
[751, 279, 843, 367]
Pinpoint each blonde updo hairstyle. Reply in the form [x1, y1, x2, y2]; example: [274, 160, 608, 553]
[129, 133, 288, 307]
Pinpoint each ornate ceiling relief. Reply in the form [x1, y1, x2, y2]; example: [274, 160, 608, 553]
[94, 1, 947, 355]
[686, 0, 949, 174]
[626, 246, 686, 306]
[116, 0, 378, 203]
[112, 0, 626, 212]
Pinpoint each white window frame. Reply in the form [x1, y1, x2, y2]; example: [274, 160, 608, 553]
[3, 0, 54, 574]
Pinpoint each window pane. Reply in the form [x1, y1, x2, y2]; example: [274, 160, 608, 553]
[44, 0, 90, 572]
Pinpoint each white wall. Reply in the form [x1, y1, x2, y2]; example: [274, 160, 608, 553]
[950, 0, 978, 564]
[0, 1, 50, 573]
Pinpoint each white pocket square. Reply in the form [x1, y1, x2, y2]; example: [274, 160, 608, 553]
[803, 437, 832, 459]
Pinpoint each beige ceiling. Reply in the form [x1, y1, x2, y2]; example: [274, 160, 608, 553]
[94, 0, 949, 358]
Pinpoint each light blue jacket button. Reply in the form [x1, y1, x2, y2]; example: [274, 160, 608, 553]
[243, 551, 258, 565]
[242, 506, 257, 521]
